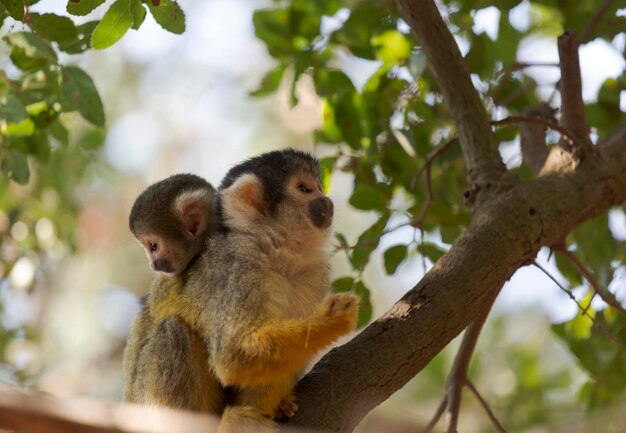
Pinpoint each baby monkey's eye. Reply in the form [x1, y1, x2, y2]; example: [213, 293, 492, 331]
[297, 183, 312, 193]
[149, 242, 158, 252]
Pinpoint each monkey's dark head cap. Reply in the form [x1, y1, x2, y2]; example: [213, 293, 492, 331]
[129, 173, 212, 236]
[219, 148, 321, 212]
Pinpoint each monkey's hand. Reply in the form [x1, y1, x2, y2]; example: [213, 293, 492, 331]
[317, 293, 359, 335]
[214, 294, 360, 387]
[273, 393, 298, 419]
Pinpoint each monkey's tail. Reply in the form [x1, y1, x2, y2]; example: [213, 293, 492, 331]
[218, 406, 277, 433]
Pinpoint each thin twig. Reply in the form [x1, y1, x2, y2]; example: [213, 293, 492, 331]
[511, 62, 560, 70]
[444, 297, 496, 433]
[466, 380, 508, 433]
[419, 395, 448, 433]
[533, 261, 625, 347]
[411, 137, 459, 190]
[580, 0, 617, 43]
[556, 248, 626, 319]
[413, 163, 433, 228]
[491, 116, 579, 149]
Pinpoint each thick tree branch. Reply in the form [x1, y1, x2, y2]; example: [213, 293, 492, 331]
[557, 32, 592, 154]
[288, 137, 626, 432]
[396, 0, 508, 186]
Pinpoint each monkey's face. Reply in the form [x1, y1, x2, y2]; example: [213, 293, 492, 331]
[281, 175, 334, 231]
[221, 171, 333, 250]
[136, 233, 195, 275]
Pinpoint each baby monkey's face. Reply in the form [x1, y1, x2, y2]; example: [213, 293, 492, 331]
[136, 232, 196, 276]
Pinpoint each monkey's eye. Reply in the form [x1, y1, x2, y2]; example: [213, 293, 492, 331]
[297, 183, 312, 193]
[149, 242, 158, 252]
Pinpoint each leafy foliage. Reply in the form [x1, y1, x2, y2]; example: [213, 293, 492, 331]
[0, 0, 183, 384]
[249, 0, 626, 417]
[0, 0, 185, 185]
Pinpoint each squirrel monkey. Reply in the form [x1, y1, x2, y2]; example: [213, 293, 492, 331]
[125, 150, 359, 432]
[124, 174, 225, 412]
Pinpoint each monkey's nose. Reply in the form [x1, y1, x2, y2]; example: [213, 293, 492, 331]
[308, 197, 334, 229]
[152, 259, 162, 272]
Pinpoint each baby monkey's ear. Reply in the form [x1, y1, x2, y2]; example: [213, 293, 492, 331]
[221, 174, 266, 225]
[175, 187, 215, 239]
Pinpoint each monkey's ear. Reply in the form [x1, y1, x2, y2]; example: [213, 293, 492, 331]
[176, 188, 215, 239]
[221, 174, 266, 224]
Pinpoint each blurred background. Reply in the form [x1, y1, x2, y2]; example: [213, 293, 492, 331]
[0, 1, 625, 432]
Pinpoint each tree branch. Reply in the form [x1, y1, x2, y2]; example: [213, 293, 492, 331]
[466, 381, 507, 433]
[517, 105, 555, 174]
[557, 32, 592, 154]
[288, 137, 626, 432]
[444, 297, 496, 433]
[555, 248, 626, 319]
[580, 0, 618, 43]
[491, 115, 578, 150]
[0, 383, 220, 433]
[396, 0, 508, 186]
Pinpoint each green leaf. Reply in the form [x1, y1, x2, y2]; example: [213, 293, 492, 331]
[29, 13, 77, 42]
[147, 0, 185, 34]
[0, 93, 28, 123]
[4, 150, 30, 184]
[49, 119, 69, 146]
[417, 242, 446, 263]
[3, 117, 34, 136]
[4, 32, 57, 69]
[383, 244, 408, 275]
[58, 21, 99, 54]
[349, 185, 387, 211]
[496, 12, 522, 65]
[351, 212, 390, 271]
[130, 0, 147, 30]
[332, 276, 355, 293]
[555, 251, 583, 287]
[76, 127, 106, 150]
[0, 5, 7, 28]
[572, 214, 616, 287]
[253, 8, 293, 57]
[60, 66, 105, 126]
[32, 131, 51, 162]
[335, 232, 349, 249]
[1, 0, 24, 21]
[354, 281, 373, 327]
[91, 0, 133, 49]
[371, 30, 411, 65]
[67, 0, 106, 16]
[465, 32, 496, 80]
[250, 64, 285, 97]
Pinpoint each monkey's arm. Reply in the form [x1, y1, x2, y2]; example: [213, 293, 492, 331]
[214, 293, 358, 387]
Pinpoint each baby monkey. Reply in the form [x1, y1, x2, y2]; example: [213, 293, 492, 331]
[124, 173, 225, 412]
[129, 173, 215, 276]
[125, 150, 359, 432]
